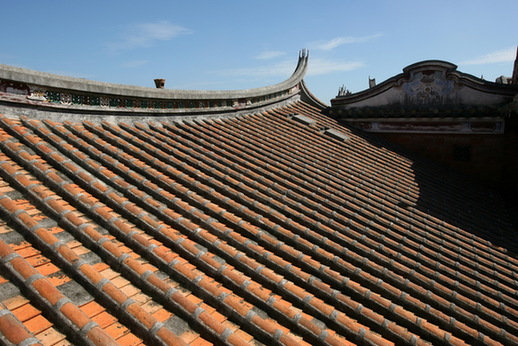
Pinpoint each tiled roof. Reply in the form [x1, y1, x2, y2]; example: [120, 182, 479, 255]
[0, 99, 517, 345]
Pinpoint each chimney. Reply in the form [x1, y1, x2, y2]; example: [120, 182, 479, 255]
[154, 79, 166, 89]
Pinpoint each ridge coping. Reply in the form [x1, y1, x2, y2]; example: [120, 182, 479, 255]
[0, 50, 309, 100]
[0, 50, 317, 122]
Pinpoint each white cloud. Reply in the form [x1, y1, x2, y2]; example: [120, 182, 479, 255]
[310, 34, 382, 51]
[107, 20, 192, 52]
[255, 50, 286, 60]
[461, 47, 516, 65]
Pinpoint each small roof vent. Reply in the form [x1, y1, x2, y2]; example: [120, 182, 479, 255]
[322, 128, 349, 141]
[287, 113, 316, 125]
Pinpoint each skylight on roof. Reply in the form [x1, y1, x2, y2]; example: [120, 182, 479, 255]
[322, 128, 350, 141]
[287, 113, 316, 125]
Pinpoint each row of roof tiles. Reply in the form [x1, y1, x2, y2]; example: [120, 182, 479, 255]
[0, 100, 517, 345]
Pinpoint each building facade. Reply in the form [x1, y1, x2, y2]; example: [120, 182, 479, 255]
[330, 60, 518, 195]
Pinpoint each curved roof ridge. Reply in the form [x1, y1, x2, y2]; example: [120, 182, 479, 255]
[401, 59, 458, 73]
[0, 50, 322, 121]
[0, 50, 309, 100]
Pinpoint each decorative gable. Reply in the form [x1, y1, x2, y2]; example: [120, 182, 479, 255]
[330, 60, 518, 125]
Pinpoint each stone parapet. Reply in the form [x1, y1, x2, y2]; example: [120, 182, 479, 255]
[0, 50, 311, 119]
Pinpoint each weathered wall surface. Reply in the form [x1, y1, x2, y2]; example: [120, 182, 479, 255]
[376, 131, 506, 188]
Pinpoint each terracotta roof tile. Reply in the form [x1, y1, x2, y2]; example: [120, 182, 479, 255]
[0, 98, 516, 344]
[0, 303, 42, 345]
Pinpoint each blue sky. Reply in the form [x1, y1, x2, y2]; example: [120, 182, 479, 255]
[1, 1, 517, 104]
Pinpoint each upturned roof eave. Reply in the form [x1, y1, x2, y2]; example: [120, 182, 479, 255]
[0, 50, 309, 101]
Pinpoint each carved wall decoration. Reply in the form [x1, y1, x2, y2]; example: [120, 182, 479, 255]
[60, 93, 72, 105]
[27, 86, 47, 101]
[100, 96, 109, 108]
[0, 80, 30, 95]
[402, 70, 455, 106]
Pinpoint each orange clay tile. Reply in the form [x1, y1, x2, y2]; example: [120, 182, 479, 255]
[199, 302, 216, 315]
[50, 340, 73, 346]
[232, 329, 254, 344]
[208, 311, 227, 325]
[0, 226, 13, 235]
[129, 292, 149, 305]
[140, 298, 160, 313]
[189, 336, 214, 346]
[220, 320, 240, 333]
[110, 275, 130, 289]
[180, 331, 200, 344]
[184, 293, 203, 306]
[35, 327, 68, 345]
[116, 332, 143, 346]
[47, 272, 72, 286]
[119, 284, 141, 297]
[80, 301, 104, 318]
[10, 242, 36, 253]
[24, 253, 50, 267]
[11, 303, 40, 322]
[31, 213, 47, 222]
[34, 262, 61, 277]
[2, 296, 30, 311]
[151, 308, 172, 322]
[47, 227, 63, 234]
[91, 311, 117, 329]
[0, 312, 39, 345]
[71, 245, 90, 256]
[103, 322, 130, 340]
[23, 314, 52, 334]
[97, 266, 117, 279]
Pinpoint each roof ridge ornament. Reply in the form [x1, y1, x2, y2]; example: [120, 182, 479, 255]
[299, 48, 309, 60]
[337, 84, 351, 97]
